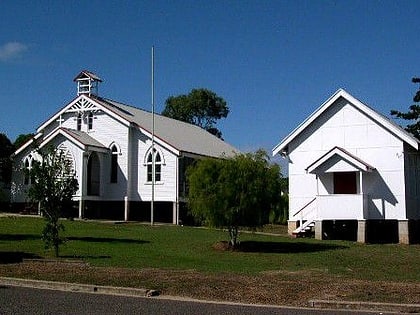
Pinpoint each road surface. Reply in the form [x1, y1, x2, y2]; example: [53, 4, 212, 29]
[0, 285, 395, 315]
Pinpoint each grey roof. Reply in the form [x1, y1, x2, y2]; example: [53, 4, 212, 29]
[93, 96, 239, 158]
[73, 70, 103, 82]
[61, 127, 107, 149]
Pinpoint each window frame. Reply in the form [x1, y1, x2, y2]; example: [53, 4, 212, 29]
[145, 148, 164, 183]
[76, 113, 82, 131]
[87, 112, 94, 130]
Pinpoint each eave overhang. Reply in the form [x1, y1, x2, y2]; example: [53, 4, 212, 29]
[40, 128, 108, 153]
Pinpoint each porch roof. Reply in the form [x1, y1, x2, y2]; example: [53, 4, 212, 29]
[306, 146, 375, 174]
[40, 127, 108, 153]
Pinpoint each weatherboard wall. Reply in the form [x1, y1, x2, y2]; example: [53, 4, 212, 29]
[288, 97, 408, 222]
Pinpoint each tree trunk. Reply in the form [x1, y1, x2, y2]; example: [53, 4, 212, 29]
[228, 226, 238, 248]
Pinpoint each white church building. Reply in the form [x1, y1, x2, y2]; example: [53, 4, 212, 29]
[11, 71, 238, 223]
[273, 89, 420, 244]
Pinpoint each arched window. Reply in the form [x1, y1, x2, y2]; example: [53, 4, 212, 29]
[146, 148, 163, 182]
[23, 154, 38, 185]
[87, 112, 94, 130]
[57, 145, 76, 176]
[110, 145, 118, 183]
[76, 113, 82, 131]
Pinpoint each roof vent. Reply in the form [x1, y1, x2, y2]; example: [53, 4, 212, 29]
[73, 70, 102, 96]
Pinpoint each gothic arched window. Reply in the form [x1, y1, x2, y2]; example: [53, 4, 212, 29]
[146, 149, 163, 182]
[110, 145, 119, 183]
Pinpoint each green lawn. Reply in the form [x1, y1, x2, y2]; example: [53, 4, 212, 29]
[1, 216, 419, 282]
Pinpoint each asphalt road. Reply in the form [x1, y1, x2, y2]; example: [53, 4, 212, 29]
[0, 285, 396, 315]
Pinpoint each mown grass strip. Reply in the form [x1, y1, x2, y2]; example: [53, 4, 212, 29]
[0, 216, 419, 281]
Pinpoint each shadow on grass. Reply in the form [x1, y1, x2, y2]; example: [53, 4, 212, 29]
[237, 241, 348, 253]
[0, 251, 41, 264]
[0, 234, 40, 241]
[67, 236, 149, 245]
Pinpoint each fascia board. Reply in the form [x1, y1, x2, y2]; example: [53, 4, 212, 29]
[37, 95, 82, 132]
[273, 88, 420, 156]
[307, 147, 374, 173]
[39, 129, 109, 153]
[343, 91, 419, 150]
[39, 129, 86, 151]
[136, 125, 180, 156]
[272, 89, 344, 156]
[13, 133, 43, 156]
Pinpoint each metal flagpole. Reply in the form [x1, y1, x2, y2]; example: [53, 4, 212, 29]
[151, 46, 155, 226]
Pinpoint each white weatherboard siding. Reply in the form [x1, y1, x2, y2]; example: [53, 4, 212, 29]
[136, 137, 178, 202]
[92, 112, 129, 200]
[11, 71, 239, 222]
[275, 90, 418, 224]
[289, 100, 406, 221]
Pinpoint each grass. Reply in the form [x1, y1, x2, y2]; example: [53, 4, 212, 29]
[1, 215, 420, 307]
[0, 216, 419, 282]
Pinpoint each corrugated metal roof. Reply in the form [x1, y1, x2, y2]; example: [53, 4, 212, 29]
[93, 96, 239, 158]
[61, 128, 107, 149]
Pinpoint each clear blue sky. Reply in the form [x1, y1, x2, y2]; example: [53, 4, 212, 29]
[1, 0, 420, 168]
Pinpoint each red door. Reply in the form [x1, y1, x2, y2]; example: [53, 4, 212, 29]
[333, 172, 357, 194]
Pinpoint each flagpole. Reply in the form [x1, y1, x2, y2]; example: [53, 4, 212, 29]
[151, 46, 155, 226]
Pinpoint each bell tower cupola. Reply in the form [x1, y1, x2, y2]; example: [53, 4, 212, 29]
[73, 70, 102, 97]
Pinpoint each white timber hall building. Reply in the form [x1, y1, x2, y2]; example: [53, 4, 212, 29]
[273, 89, 420, 244]
[11, 71, 238, 224]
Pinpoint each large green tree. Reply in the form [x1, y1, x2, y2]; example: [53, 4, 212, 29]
[187, 150, 283, 247]
[28, 147, 78, 257]
[162, 88, 229, 139]
[0, 133, 14, 204]
[14, 133, 34, 150]
[391, 78, 420, 139]
[0, 133, 14, 186]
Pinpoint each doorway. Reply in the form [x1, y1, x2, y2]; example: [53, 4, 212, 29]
[87, 153, 100, 196]
[333, 172, 357, 194]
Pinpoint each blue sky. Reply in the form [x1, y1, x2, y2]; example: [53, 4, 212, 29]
[1, 0, 420, 170]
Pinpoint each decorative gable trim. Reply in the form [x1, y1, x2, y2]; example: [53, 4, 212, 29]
[306, 146, 375, 174]
[272, 89, 419, 156]
[67, 97, 101, 113]
[37, 95, 130, 134]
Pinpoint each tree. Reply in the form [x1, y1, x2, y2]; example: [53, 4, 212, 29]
[0, 133, 14, 187]
[14, 133, 34, 150]
[187, 150, 283, 248]
[162, 88, 229, 139]
[28, 147, 78, 257]
[391, 78, 420, 140]
[268, 177, 288, 225]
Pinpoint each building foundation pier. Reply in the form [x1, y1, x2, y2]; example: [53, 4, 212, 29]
[398, 220, 410, 244]
[357, 220, 366, 243]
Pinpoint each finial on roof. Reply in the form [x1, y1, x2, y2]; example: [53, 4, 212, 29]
[73, 70, 103, 96]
